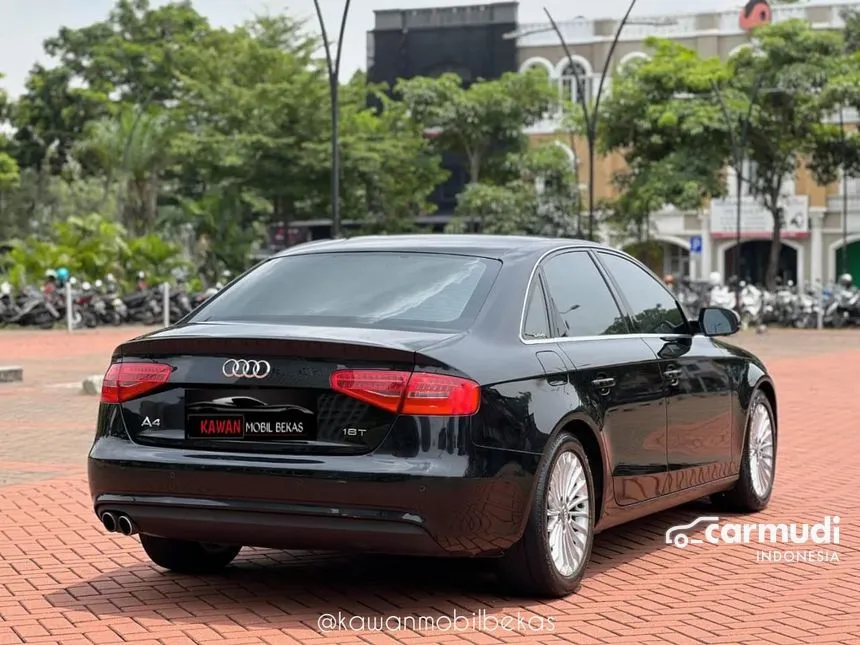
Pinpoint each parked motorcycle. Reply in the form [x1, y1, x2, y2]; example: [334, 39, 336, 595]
[4, 287, 65, 329]
[121, 288, 163, 325]
[825, 284, 860, 327]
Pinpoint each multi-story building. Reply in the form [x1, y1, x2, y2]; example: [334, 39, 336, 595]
[267, 2, 519, 250]
[368, 2, 519, 216]
[514, 0, 860, 285]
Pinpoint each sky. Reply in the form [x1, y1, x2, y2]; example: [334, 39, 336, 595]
[0, 0, 752, 98]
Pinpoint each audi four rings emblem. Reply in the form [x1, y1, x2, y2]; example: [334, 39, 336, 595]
[222, 359, 272, 379]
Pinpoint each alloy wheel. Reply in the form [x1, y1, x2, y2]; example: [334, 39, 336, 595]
[748, 401, 775, 498]
[546, 451, 591, 577]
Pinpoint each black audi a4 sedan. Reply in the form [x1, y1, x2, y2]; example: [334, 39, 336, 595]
[88, 235, 777, 597]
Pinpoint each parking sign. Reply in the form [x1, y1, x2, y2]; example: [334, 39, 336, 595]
[690, 235, 703, 254]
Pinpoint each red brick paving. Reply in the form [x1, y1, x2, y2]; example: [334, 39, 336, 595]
[1, 327, 860, 643]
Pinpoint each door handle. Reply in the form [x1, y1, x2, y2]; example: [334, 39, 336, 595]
[591, 377, 616, 394]
[664, 368, 682, 385]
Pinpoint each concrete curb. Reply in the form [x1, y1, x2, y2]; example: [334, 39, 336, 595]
[82, 375, 103, 395]
[0, 366, 23, 383]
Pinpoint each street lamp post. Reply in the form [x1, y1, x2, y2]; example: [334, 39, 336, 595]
[840, 106, 849, 278]
[709, 75, 765, 314]
[503, 6, 676, 240]
[312, 0, 352, 239]
[543, 0, 638, 240]
[539, 2, 675, 241]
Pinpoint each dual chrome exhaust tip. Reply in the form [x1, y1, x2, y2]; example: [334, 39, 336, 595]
[100, 511, 137, 536]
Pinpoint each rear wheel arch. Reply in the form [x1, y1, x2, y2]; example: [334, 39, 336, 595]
[529, 414, 606, 526]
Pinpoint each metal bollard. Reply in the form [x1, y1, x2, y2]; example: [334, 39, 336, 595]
[66, 282, 73, 332]
[162, 282, 170, 327]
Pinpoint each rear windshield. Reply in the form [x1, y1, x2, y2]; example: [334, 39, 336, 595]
[190, 251, 502, 332]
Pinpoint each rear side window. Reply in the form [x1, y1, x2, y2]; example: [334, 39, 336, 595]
[597, 252, 689, 335]
[541, 251, 628, 337]
[523, 279, 551, 339]
[191, 252, 501, 332]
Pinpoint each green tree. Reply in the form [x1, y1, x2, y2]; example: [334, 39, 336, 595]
[0, 152, 117, 240]
[121, 234, 187, 287]
[4, 213, 128, 285]
[9, 0, 210, 174]
[169, 15, 330, 228]
[9, 65, 110, 174]
[599, 39, 732, 240]
[74, 106, 174, 234]
[730, 20, 842, 287]
[338, 78, 448, 234]
[42, 0, 210, 105]
[806, 10, 860, 199]
[161, 187, 264, 283]
[453, 143, 580, 236]
[0, 73, 21, 191]
[600, 23, 843, 289]
[396, 68, 557, 186]
[840, 7, 860, 54]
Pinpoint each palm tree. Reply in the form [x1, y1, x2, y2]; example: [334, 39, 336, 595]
[75, 107, 173, 235]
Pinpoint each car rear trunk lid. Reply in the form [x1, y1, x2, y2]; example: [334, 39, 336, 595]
[111, 322, 460, 456]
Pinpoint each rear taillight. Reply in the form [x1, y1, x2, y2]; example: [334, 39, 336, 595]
[330, 369, 480, 416]
[101, 362, 173, 403]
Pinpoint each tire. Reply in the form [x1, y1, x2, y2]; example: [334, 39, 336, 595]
[832, 311, 846, 328]
[498, 433, 596, 598]
[712, 389, 776, 513]
[35, 312, 54, 330]
[139, 534, 241, 574]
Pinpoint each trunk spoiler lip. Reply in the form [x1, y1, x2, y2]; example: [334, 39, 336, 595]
[113, 322, 468, 355]
[107, 329, 473, 381]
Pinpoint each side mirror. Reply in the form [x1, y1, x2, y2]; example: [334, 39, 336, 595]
[699, 306, 740, 337]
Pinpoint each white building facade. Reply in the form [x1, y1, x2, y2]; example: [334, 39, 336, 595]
[513, 0, 860, 286]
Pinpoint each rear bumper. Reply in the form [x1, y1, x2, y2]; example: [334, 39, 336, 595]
[88, 436, 534, 557]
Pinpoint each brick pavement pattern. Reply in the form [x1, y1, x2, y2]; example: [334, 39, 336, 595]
[1, 327, 859, 644]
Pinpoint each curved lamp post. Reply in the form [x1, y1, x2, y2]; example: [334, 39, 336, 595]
[839, 106, 849, 277]
[312, 0, 352, 239]
[539, 5, 679, 240]
[543, 0, 637, 240]
[539, 1, 680, 241]
[710, 75, 765, 313]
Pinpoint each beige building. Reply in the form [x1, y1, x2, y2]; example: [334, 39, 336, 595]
[512, 0, 860, 286]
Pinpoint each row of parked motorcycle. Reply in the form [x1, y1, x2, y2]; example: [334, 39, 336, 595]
[3, 267, 858, 331]
[674, 273, 860, 329]
[0, 272, 228, 330]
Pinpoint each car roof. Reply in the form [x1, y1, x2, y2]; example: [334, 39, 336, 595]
[272, 234, 605, 260]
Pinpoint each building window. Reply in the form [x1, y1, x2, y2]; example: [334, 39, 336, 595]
[727, 160, 758, 197]
[617, 52, 650, 72]
[664, 244, 690, 278]
[782, 170, 795, 197]
[843, 171, 860, 195]
[560, 61, 591, 105]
